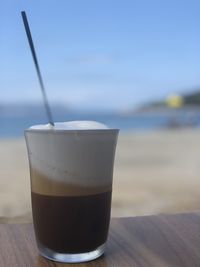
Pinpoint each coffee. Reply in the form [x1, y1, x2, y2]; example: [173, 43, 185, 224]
[30, 168, 112, 253]
[25, 122, 119, 263]
[32, 190, 112, 253]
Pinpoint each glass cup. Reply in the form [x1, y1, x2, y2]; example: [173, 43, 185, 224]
[25, 128, 119, 263]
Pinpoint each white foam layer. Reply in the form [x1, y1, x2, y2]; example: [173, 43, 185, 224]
[30, 121, 108, 130]
[25, 125, 118, 195]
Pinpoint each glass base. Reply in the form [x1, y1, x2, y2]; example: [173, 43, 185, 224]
[38, 243, 106, 263]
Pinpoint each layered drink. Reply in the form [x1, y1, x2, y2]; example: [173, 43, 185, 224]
[25, 121, 119, 263]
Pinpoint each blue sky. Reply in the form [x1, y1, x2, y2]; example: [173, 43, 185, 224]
[1, 0, 200, 111]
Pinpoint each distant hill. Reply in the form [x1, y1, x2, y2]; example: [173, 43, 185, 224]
[135, 90, 200, 113]
[183, 91, 200, 105]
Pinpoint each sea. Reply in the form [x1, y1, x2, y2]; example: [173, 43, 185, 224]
[1, 105, 200, 138]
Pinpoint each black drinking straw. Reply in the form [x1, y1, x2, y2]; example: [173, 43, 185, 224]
[21, 11, 54, 126]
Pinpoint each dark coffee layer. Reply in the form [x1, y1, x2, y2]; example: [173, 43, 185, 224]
[31, 191, 112, 253]
[30, 168, 112, 196]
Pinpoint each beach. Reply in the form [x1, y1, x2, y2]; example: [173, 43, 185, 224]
[1, 129, 200, 223]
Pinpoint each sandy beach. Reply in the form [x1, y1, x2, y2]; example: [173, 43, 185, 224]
[1, 129, 200, 223]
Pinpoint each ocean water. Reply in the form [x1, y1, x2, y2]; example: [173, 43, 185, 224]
[1, 108, 200, 138]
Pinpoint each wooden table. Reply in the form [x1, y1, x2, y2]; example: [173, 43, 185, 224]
[1, 213, 200, 266]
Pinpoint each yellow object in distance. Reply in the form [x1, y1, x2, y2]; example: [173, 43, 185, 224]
[166, 94, 184, 108]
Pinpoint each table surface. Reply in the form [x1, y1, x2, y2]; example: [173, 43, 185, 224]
[1, 213, 200, 267]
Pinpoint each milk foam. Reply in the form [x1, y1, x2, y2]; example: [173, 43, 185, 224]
[25, 121, 118, 196]
[30, 121, 108, 130]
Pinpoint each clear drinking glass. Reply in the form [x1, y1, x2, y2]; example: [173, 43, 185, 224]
[25, 128, 119, 263]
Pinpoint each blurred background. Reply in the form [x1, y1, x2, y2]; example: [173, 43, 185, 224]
[1, 0, 200, 222]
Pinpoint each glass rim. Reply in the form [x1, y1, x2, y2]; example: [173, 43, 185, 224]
[24, 128, 119, 135]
